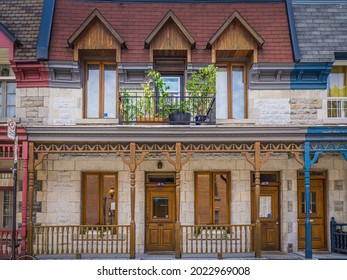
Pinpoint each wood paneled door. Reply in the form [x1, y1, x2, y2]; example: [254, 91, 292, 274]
[145, 173, 176, 252]
[251, 172, 280, 251]
[298, 179, 326, 250]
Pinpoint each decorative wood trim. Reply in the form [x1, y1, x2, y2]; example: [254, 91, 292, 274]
[207, 11, 264, 49]
[34, 153, 48, 170]
[145, 10, 195, 49]
[207, 11, 264, 64]
[68, 9, 126, 62]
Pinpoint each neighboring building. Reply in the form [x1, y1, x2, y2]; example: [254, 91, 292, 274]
[0, 0, 44, 257]
[0, 0, 346, 259]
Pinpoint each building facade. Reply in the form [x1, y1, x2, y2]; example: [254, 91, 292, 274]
[1, 0, 347, 259]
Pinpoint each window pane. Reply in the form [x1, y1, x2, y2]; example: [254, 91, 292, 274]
[328, 100, 341, 118]
[162, 77, 180, 96]
[84, 174, 100, 225]
[87, 64, 100, 118]
[329, 66, 347, 97]
[152, 197, 169, 219]
[232, 66, 245, 119]
[104, 64, 116, 118]
[0, 190, 13, 228]
[260, 196, 272, 218]
[6, 82, 16, 117]
[214, 173, 228, 224]
[216, 67, 228, 119]
[196, 174, 211, 225]
[103, 174, 116, 225]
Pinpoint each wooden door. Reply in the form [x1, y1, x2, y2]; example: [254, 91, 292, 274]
[145, 187, 176, 251]
[251, 186, 280, 251]
[298, 179, 326, 250]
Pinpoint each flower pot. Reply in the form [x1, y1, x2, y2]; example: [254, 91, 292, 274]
[195, 115, 207, 125]
[169, 112, 191, 125]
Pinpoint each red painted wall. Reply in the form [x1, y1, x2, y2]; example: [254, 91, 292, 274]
[49, 0, 293, 63]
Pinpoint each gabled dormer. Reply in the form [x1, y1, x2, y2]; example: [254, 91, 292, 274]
[207, 11, 264, 64]
[144, 10, 195, 62]
[68, 9, 127, 62]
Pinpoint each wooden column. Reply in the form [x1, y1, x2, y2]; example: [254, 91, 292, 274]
[254, 142, 261, 258]
[20, 141, 29, 254]
[175, 143, 182, 259]
[129, 142, 136, 259]
[27, 142, 35, 255]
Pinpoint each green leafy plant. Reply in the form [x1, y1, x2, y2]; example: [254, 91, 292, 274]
[119, 88, 137, 123]
[186, 65, 217, 116]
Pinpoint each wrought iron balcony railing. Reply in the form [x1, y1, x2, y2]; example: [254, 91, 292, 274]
[119, 92, 216, 125]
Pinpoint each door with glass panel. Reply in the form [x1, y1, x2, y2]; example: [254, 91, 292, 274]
[145, 173, 176, 251]
[216, 63, 246, 120]
[84, 62, 117, 119]
[251, 172, 280, 251]
[297, 179, 326, 250]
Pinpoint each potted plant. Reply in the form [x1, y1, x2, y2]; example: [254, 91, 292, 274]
[135, 71, 171, 124]
[168, 98, 191, 125]
[185, 65, 217, 124]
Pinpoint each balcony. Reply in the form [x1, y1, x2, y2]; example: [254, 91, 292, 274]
[119, 92, 216, 125]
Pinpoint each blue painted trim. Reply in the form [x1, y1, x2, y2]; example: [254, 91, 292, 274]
[290, 63, 332, 90]
[307, 126, 347, 141]
[37, 0, 56, 60]
[335, 52, 347, 60]
[303, 141, 313, 259]
[285, 0, 300, 62]
[0, 23, 21, 46]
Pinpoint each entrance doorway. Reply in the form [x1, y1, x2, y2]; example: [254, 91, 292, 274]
[251, 172, 280, 251]
[145, 173, 176, 252]
[298, 174, 326, 250]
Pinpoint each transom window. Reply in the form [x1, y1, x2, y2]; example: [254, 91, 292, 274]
[328, 65, 347, 118]
[195, 172, 230, 225]
[84, 62, 117, 119]
[216, 63, 247, 119]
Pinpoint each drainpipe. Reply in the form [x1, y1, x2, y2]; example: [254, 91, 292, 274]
[304, 141, 312, 259]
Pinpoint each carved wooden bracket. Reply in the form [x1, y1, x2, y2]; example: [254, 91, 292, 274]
[34, 153, 48, 170]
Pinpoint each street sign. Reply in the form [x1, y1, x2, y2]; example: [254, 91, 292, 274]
[7, 118, 16, 140]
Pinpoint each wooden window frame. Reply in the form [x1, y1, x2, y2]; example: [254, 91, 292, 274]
[83, 61, 118, 119]
[82, 172, 118, 225]
[216, 62, 248, 119]
[194, 171, 230, 225]
[0, 79, 16, 118]
[0, 171, 13, 229]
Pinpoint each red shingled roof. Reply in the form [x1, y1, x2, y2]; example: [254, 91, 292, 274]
[49, 0, 293, 63]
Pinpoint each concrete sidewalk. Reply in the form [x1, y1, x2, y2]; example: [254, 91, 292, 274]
[35, 251, 347, 260]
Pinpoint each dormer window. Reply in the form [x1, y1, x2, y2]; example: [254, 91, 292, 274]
[67, 9, 126, 119]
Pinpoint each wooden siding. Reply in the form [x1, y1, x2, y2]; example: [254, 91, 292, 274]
[73, 19, 121, 61]
[149, 20, 192, 62]
[212, 20, 259, 63]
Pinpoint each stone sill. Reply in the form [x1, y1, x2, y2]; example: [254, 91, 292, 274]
[0, 117, 21, 124]
[322, 118, 347, 125]
[216, 119, 256, 126]
[76, 118, 119, 125]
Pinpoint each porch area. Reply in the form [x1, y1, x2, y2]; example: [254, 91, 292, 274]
[30, 224, 254, 259]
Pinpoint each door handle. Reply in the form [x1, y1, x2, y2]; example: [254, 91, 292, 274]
[276, 222, 279, 225]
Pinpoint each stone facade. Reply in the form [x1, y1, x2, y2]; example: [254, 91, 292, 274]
[32, 152, 347, 253]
